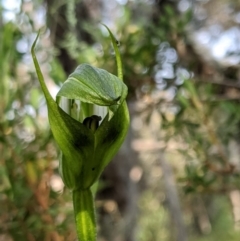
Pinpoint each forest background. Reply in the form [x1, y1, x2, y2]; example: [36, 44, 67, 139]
[1, 0, 240, 241]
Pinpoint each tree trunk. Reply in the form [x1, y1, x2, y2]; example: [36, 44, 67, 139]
[159, 152, 188, 241]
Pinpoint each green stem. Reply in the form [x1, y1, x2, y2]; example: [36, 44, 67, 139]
[73, 189, 96, 241]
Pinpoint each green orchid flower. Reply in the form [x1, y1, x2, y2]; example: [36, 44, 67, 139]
[31, 26, 129, 241]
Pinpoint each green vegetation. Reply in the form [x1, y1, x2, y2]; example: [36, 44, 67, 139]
[1, 0, 240, 240]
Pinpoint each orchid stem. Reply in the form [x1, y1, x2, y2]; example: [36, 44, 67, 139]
[73, 189, 96, 241]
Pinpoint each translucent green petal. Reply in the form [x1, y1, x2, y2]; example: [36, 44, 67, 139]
[57, 64, 127, 107]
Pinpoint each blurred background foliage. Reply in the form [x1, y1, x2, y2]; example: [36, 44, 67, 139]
[1, 0, 240, 241]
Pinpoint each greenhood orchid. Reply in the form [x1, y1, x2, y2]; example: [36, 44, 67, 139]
[31, 26, 129, 241]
